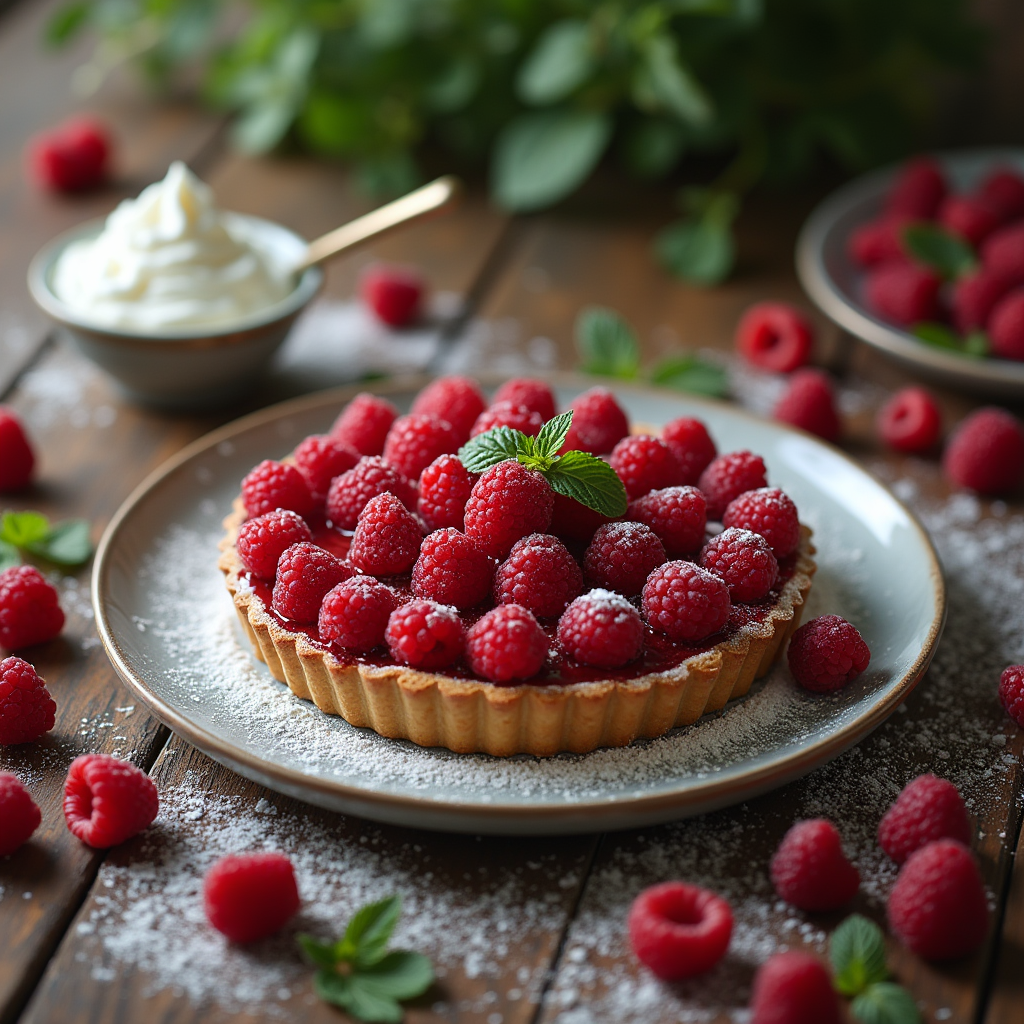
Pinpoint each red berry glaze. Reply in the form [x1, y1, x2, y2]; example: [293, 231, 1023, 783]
[418, 454, 475, 531]
[491, 378, 556, 421]
[466, 604, 548, 683]
[349, 492, 423, 577]
[326, 456, 415, 529]
[953, 270, 1010, 333]
[28, 117, 110, 192]
[385, 599, 464, 669]
[470, 401, 544, 438]
[557, 590, 644, 669]
[609, 435, 684, 500]
[411, 376, 486, 443]
[722, 487, 800, 558]
[877, 386, 942, 454]
[628, 485, 707, 558]
[0, 565, 65, 651]
[63, 754, 159, 849]
[293, 434, 359, 502]
[463, 459, 554, 559]
[879, 774, 972, 865]
[361, 265, 424, 327]
[272, 542, 352, 623]
[236, 509, 313, 580]
[886, 157, 946, 219]
[865, 262, 942, 326]
[979, 167, 1024, 222]
[0, 408, 34, 492]
[787, 614, 870, 693]
[494, 533, 582, 618]
[773, 368, 841, 443]
[943, 407, 1024, 495]
[848, 217, 910, 268]
[749, 952, 843, 1024]
[661, 417, 717, 485]
[642, 561, 731, 643]
[736, 303, 814, 373]
[411, 528, 493, 609]
[383, 413, 461, 481]
[330, 393, 398, 456]
[698, 450, 768, 521]
[0, 773, 41, 855]
[989, 289, 1024, 361]
[770, 818, 860, 911]
[204, 852, 301, 943]
[562, 387, 629, 455]
[583, 521, 665, 598]
[0, 657, 55, 745]
[981, 223, 1024, 286]
[938, 194, 999, 246]
[998, 664, 1024, 727]
[319, 576, 397, 653]
[241, 460, 313, 519]
[700, 527, 779, 603]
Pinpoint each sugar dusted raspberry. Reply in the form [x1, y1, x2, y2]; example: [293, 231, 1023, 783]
[773, 368, 841, 443]
[943, 407, 1024, 495]
[557, 590, 643, 669]
[980, 167, 1024, 222]
[236, 509, 313, 580]
[361, 264, 423, 328]
[749, 952, 843, 1024]
[661, 417, 717, 485]
[63, 754, 159, 849]
[418, 454, 475, 531]
[549, 493, 613, 545]
[989, 289, 1024, 361]
[562, 387, 629, 455]
[0, 657, 55, 745]
[272, 542, 352, 623]
[330, 393, 399, 456]
[938, 194, 1000, 246]
[879, 774, 972, 865]
[383, 413, 461, 481]
[241, 460, 313, 519]
[319, 576, 397, 653]
[466, 604, 548, 683]
[998, 664, 1024, 727]
[736, 303, 814, 373]
[204, 852, 301, 943]
[848, 216, 911, 268]
[627, 882, 733, 981]
[886, 157, 946, 219]
[494, 533, 582, 618]
[293, 434, 359, 502]
[492, 378, 556, 421]
[583, 521, 665, 598]
[700, 527, 779, 603]
[411, 528, 493, 609]
[28, 117, 111, 192]
[0, 566, 65, 651]
[770, 818, 859, 911]
[954, 270, 1010, 333]
[464, 460, 553, 559]
[865, 262, 942, 326]
[326, 457, 415, 529]
[888, 840, 988, 960]
[722, 488, 800, 558]
[698, 450, 768, 521]
[877, 387, 942, 454]
[981, 222, 1024, 286]
[386, 599, 464, 669]
[0, 408, 34, 492]
[0, 772, 40, 855]
[609, 435, 684, 500]
[642, 561, 731, 643]
[349, 492, 423, 577]
[471, 401, 544, 439]
[788, 614, 870, 693]
[628, 486, 706, 558]
[411, 376, 486, 442]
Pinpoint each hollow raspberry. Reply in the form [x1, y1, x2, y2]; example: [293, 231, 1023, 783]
[879, 774, 972, 865]
[27, 117, 111, 192]
[749, 952, 843, 1024]
[241, 460, 313, 519]
[293, 434, 359, 502]
[561, 387, 629, 455]
[877, 387, 942, 454]
[609, 435, 684, 500]
[204, 852, 300, 943]
[385, 599, 464, 669]
[418, 454, 475, 531]
[0, 656, 55, 745]
[627, 882, 733, 981]
[770, 818, 860, 911]
[319, 576, 397, 653]
[661, 417, 717, 485]
[979, 167, 1024, 222]
[698, 450, 768, 521]
[583, 521, 665, 598]
[470, 401, 544, 439]
[865, 262, 942, 326]
[236, 509, 313, 581]
[736, 302, 814, 373]
[549, 493, 613, 545]
[272, 542, 352, 623]
[773, 368, 841, 443]
[700, 527, 778, 603]
[0, 565, 65, 651]
[382, 413, 461, 481]
[0, 408, 34, 492]
[411, 376, 486, 442]
[411, 528, 492, 609]
[954, 270, 1011, 334]
[888, 840, 988, 960]
[557, 590, 643, 669]
[787, 614, 870, 693]
[463, 459, 553, 559]
[989, 289, 1024, 361]
[491, 378, 556, 421]
[330, 393, 399, 456]
[938, 194, 999, 246]
[886, 157, 946, 219]
[63, 754, 159, 849]
[466, 604, 548, 683]
[349, 492, 423, 577]
[642, 561, 731, 643]
[848, 216, 911, 268]
[981, 222, 1024, 286]
[943, 407, 1024, 495]
[360, 264, 424, 328]
[494, 533, 582, 618]
[628, 485, 706, 558]
[722, 487, 800, 558]
[998, 664, 1024, 727]
[0, 772, 40, 855]
[326, 456, 415, 530]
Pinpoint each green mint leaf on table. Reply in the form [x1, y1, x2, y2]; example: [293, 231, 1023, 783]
[1, 511, 49, 549]
[656, 191, 738, 286]
[343, 894, 402, 966]
[851, 982, 921, 1024]
[651, 355, 729, 398]
[831, 914, 889, 997]
[902, 224, 977, 279]
[314, 973, 404, 1024]
[516, 19, 594, 106]
[575, 307, 640, 379]
[0, 541, 19, 572]
[545, 450, 627, 518]
[27, 520, 93, 567]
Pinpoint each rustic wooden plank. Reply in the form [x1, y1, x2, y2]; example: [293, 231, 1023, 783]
[982, 818, 1024, 1023]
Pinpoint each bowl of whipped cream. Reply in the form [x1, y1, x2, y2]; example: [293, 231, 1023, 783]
[28, 161, 322, 409]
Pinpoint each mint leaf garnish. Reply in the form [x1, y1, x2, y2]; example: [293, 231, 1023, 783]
[458, 426, 521, 473]
[911, 323, 988, 360]
[651, 354, 729, 398]
[576, 306, 640, 378]
[851, 981, 921, 1024]
[545, 449, 627, 516]
[831, 914, 889, 997]
[902, 223, 976, 279]
[534, 410, 572, 459]
[964, 330, 990, 357]
[0, 511, 93, 568]
[0, 541, 19, 572]
[1, 511, 49, 549]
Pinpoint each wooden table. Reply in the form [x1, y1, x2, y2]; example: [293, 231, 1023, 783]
[2, 2, 1024, 1022]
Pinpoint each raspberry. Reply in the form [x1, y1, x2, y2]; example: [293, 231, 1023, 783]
[642, 561, 731, 643]
[735, 302, 814, 373]
[661, 417, 717, 485]
[989, 289, 1024, 361]
[557, 590, 643, 668]
[787, 614, 870, 693]
[749, 952, 843, 1024]
[879, 774, 972, 865]
[418, 454, 475, 531]
[326, 457, 415, 530]
[773, 368, 841, 443]
[236, 509, 313, 580]
[609, 435, 684, 500]
[938, 194, 1000, 246]
[272, 542, 352, 623]
[0, 408, 34, 492]
[770, 819, 860, 911]
[494, 533, 582, 618]
[319, 576, 397, 653]
[27, 117, 110, 192]
[382, 413, 461, 481]
[980, 222, 1024, 286]
[293, 434, 359, 502]
[0, 773, 41, 855]
[411, 528, 493, 609]
[628, 486, 706, 558]
[886, 157, 946, 219]
[330, 393, 399, 456]
[848, 216, 911, 268]
[241, 460, 313, 519]
[865, 262, 942, 326]
[0, 657, 55, 745]
[583, 521, 665, 598]
[700, 527, 779, 603]
[204, 852, 301, 943]
[979, 167, 1024, 222]
[877, 386, 942, 454]
[698, 450, 768, 521]
[466, 604, 548, 683]
[998, 664, 1024, 727]
[411, 376, 486, 442]
[953, 269, 1010, 333]
[627, 882, 733, 981]
[549, 493, 613, 545]
[63, 754, 159, 849]
[943, 407, 1024, 495]
[470, 401, 544, 438]
[464, 459, 554, 559]
[888, 840, 988, 960]
[491, 378, 557, 421]
[360, 264, 424, 328]
[561, 387, 629, 455]
[722, 487, 800, 558]
[385, 599, 464, 669]
[0, 565, 65, 651]
[349, 493, 423, 577]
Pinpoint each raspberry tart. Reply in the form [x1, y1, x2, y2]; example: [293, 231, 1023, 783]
[220, 380, 816, 757]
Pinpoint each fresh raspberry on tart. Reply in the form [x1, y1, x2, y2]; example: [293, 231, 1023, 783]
[349, 492, 423, 577]
[493, 533, 582, 619]
[608, 435, 684, 500]
[382, 413, 461, 481]
[330, 393, 398, 456]
[642, 561, 731, 643]
[386, 599, 464, 669]
[698, 450, 768, 521]
[471, 401, 543, 438]
[721, 487, 800, 558]
[661, 416, 716, 485]
[418, 454, 476, 531]
[410, 376, 486, 443]
[491, 378, 556, 421]
[700, 527, 779, 603]
[583, 521, 665, 598]
[463, 459, 554, 559]
[561, 387, 629, 455]
[237, 509, 313, 581]
[272, 542, 351, 624]
[557, 590, 644, 669]
[411, 528, 493, 609]
[466, 604, 548, 683]
[241, 460, 314, 519]
[325, 457, 416, 530]
[628, 485, 706, 558]
[319, 576, 397, 653]
[293, 434, 359, 502]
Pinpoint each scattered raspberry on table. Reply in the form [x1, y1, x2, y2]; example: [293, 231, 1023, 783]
[0, 565, 65, 651]
[770, 818, 860, 911]
[735, 302, 814, 373]
[878, 774, 973, 864]
[787, 614, 870, 693]
[360, 264, 424, 328]
[0, 407, 35, 492]
[943, 406, 1024, 496]
[748, 951, 843, 1024]
[27, 117, 111, 192]
[773, 368, 841, 443]
[998, 664, 1024, 728]
[0, 656, 56, 745]
[0, 772, 41, 855]
[876, 387, 942, 454]
[63, 754, 159, 849]
[204, 851, 301, 943]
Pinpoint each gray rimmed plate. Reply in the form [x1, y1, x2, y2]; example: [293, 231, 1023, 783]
[93, 377, 945, 835]
[797, 148, 1024, 397]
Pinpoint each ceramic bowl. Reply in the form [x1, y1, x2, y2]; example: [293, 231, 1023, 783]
[28, 214, 322, 410]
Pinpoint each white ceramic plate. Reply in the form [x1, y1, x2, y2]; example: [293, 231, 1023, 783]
[796, 148, 1024, 397]
[93, 377, 944, 835]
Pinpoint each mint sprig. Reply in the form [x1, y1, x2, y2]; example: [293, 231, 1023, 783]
[299, 895, 434, 1023]
[0, 511, 93, 568]
[902, 223, 977, 279]
[911, 322, 990, 359]
[851, 982, 921, 1024]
